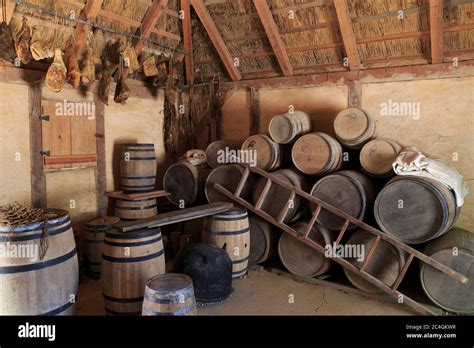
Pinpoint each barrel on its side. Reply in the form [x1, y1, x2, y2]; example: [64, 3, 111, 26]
[420, 227, 474, 314]
[206, 209, 250, 278]
[241, 134, 287, 171]
[360, 139, 401, 178]
[102, 227, 165, 315]
[334, 107, 376, 149]
[142, 273, 197, 316]
[248, 216, 280, 265]
[206, 140, 237, 168]
[374, 176, 460, 244]
[0, 209, 79, 315]
[115, 197, 157, 220]
[268, 111, 312, 144]
[121, 143, 157, 193]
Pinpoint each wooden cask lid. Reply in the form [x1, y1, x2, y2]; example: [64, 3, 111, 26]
[146, 273, 193, 294]
[205, 164, 248, 203]
[206, 141, 236, 168]
[86, 216, 120, 230]
[334, 108, 370, 141]
[360, 139, 400, 176]
[292, 133, 332, 175]
[241, 134, 277, 170]
[269, 114, 294, 144]
[248, 216, 275, 264]
[163, 162, 199, 205]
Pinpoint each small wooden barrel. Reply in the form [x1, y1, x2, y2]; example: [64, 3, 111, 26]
[163, 162, 211, 206]
[84, 216, 120, 278]
[102, 227, 165, 315]
[115, 197, 157, 220]
[374, 176, 460, 244]
[241, 134, 287, 171]
[207, 209, 250, 278]
[206, 140, 237, 168]
[248, 216, 280, 264]
[420, 227, 474, 314]
[121, 143, 157, 193]
[334, 107, 376, 149]
[0, 209, 79, 315]
[142, 273, 197, 316]
[310, 170, 375, 230]
[252, 168, 310, 223]
[292, 132, 343, 175]
[268, 111, 312, 144]
[343, 229, 407, 294]
[278, 222, 336, 277]
[360, 139, 402, 178]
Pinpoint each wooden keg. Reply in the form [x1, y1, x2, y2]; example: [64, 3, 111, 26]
[115, 197, 157, 220]
[360, 139, 402, 178]
[343, 229, 407, 294]
[121, 143, 157, 193]
[252, 168, 310, 223]
[291, 132, 343, 175]
[207, 209, 250, 278]
[310, 170, 375, 230]
[374, 176, 460, 244]
[0, 209, 79, 315]
[334, 107, 376, 149]
[206, 140, 237, 168]
[241, 134, 287, 171]
[268, 111, 312, 144]
[248, 216, 280, 264]
[84, 216, 120, 278]
[420, 227, 474, 314]
[163, 162, 211, 206]
[142, 273, 197, 316]
[278, 222, 336, 277]
[102, 227, 165, 315]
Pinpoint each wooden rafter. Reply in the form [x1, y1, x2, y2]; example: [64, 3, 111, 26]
[430, 0, 444, 64]
[0, 0, 16, 25]
[74, 0, 103, 57]
[253, 0, 293, 76]
[133, 0, 169, 55]
[334, 0, 360, 70]
[180, 0, 194, 84]
[190, 0, 241, 81]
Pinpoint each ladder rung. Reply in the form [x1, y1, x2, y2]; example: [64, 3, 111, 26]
[334, 219, 350, 247]
[233, 166, 250, 198]
[304, 205, 321, 238]
[277, 191, 296, 223]
[392, 254, 415, 291]
[255, 178, 272, 210]
[359, 235, 381, 273]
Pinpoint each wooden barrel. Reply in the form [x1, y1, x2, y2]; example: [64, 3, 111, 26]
[241, 134, 287, 171]
[102, 227, 165, 315]
[252, 168, 310, 223]
[360, 139, 402, 178]
[121, 143, 157, 193]
[115, 197, 157, 220]
[334, 107, 376, 149]
[0, 209, 79, 315]
[248, 216, 280, 264]
[374, 176, 460, 244]
[206, 140, 237, 168]
[84, 216, 120, 279]
[310, 170, 375, 230]
[206, 209, 250, 278]
[142, 273, 197, 316]
[420, 227, 474, 314]
[343, 229, 407, 294]
[268, 111, 312, 144]
[163, 162, 211, 206]
[278, 221, 336, 277]
[291, 132, 343, 175]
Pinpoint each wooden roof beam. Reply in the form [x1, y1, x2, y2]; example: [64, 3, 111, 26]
[180, 0, 194, 84]
[334, 0, 360, 70]
[133, 0, 169, 55]
[190, 0, 241, 81]
[430, 0, 444, 64]
[253, 0, 293, 76]
[74, 0, 103, 56]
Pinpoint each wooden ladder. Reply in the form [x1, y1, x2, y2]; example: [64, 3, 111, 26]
[213, 165, 469, 315]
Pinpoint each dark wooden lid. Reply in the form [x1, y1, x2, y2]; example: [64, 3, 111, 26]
[163, 162, 198, 205]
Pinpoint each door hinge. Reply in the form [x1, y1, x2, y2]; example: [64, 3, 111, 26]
[40, 150, 51, 156]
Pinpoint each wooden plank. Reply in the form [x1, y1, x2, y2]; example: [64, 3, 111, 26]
[70, 116, 97, 155]
[50, 115, 72, 156]
[74, 0, 103, 57]
[430, 0, 444, 64]
[334, 0, 360, 70]
[93, 93, 107, 216]
[44, 154, 97, 165]
[249, 87, 260, 135]
[106, 190, 170, 200]
[181, 0, 194, 84]
[190, 0, 241, 81]
[133, 0, 169, 55]
[253, 0, 293, 76]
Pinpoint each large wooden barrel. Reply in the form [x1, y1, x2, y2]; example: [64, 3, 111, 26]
[268, 111, 312, 144]
[278, 222, 336, 277]
[84, 216, 120, 278]
[121, 143, 157, 193]
[142, 273, 197, 316]
[252, 168, 310, 223]
[207, 209, 250, 278]
[420, 227, 474, 314]
[102, 227, 165, 315]
[115, 197, 157, 220]
[374, 176, 460, 244]
[205, 164, 257, 203]
[334, 107, 376, 149]
[206, 140, 237, 168]
[292, 132, 343, 175]
[343, 229, 407, 294]
[241, 134, 287, 171]
[0, 209, 79, 315]
[163, 162, 211, 206]
[248, 216, 280, 264]
[359, 139, 402, 178]
[310, 170, 375, 230]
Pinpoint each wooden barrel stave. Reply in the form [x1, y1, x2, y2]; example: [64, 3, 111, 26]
[115, 197, 158, 220]
[121, 143, 157, 193]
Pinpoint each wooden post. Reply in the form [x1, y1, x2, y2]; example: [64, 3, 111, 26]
[181, 0, 194, 84]
[93, 93, 107, 216]
[334, 0, 361, 70]
[249, 87, 260, 135]
[430, 0, 444, 64]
